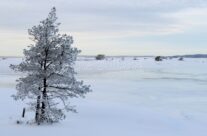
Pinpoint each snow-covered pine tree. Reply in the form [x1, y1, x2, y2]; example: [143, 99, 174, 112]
[10, 7, 91, 124]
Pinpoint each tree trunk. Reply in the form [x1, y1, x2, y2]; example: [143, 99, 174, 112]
[35, 95, 41, 124]
[41, 78, 47, 122]
[41, 47, 48, 122]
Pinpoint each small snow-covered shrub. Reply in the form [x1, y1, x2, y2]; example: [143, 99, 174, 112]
[96, 54, 105, 60]
[178, 57, 184, 61]
[155, 56, 162, 61]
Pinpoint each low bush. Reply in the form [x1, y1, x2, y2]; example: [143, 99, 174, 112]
[95, 54, 105, 60]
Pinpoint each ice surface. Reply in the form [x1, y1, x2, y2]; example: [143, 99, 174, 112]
[0, 57, 207, 136]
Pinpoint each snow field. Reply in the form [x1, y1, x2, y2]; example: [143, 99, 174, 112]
[0, 57, 207, 136]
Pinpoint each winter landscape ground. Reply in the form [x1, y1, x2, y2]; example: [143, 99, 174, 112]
[0, 56, 207, 136]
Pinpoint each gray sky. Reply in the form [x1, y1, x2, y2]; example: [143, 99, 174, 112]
[1, 0, 207, 56]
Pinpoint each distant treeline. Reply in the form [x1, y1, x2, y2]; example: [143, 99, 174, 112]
[170, 54, 207, 58]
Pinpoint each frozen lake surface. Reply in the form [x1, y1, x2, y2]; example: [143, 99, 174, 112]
[0, 57, 207, 136]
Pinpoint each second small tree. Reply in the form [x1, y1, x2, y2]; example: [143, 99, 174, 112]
[11, 7, 91, 124]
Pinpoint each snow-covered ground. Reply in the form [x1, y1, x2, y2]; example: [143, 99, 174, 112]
[0, 57, 207, 136]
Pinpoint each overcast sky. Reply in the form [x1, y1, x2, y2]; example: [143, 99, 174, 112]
[1, 0, 207, 56]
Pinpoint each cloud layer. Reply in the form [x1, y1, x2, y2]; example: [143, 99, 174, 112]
[0, 0, 207, 56]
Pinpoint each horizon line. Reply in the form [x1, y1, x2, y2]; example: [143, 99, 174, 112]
[1, 53, 207, 58]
